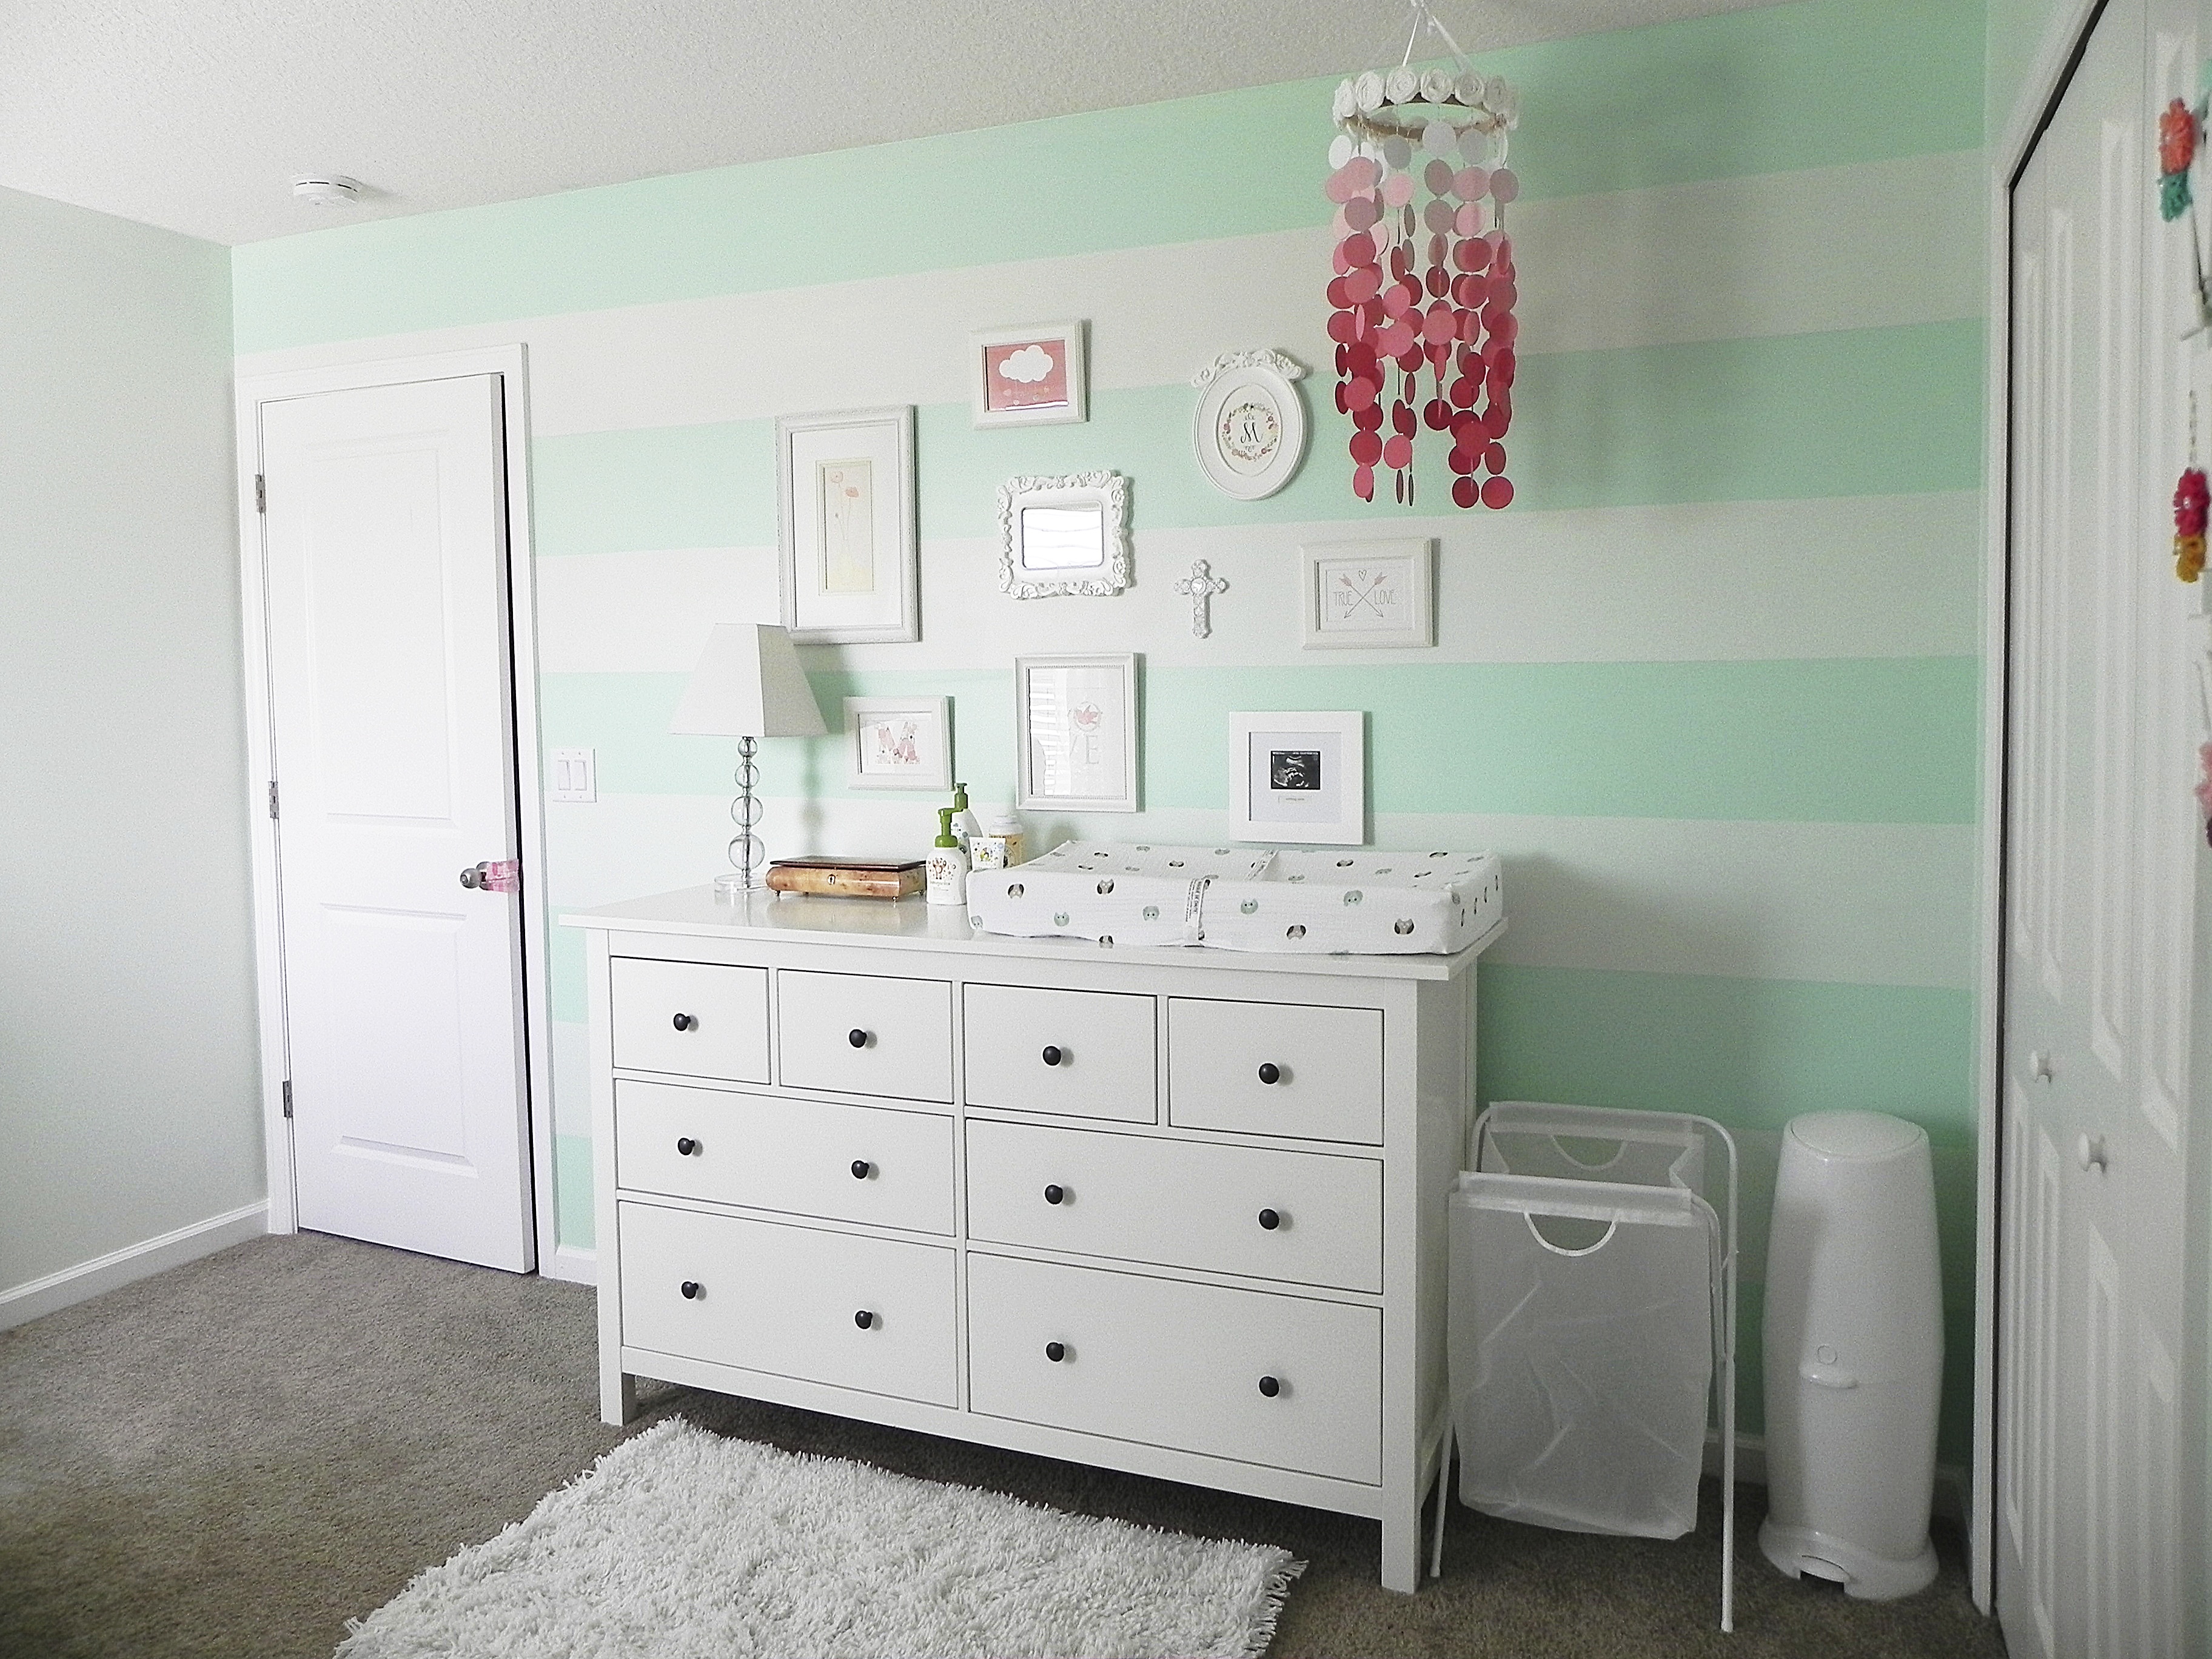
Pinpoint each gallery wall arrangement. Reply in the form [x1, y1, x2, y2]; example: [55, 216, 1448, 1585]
[232, 0, 1989, 1464]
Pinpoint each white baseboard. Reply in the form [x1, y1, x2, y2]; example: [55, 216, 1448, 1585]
[1703, 1430, 1968, 1524]
[541, 1242, 597, 1287]
[0, 1201, 268, 1331]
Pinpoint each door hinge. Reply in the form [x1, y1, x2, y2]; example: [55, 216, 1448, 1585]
[281, 1079, 293, 1119]
[267, 780, 280, 820]
[255, 474, 266, 514]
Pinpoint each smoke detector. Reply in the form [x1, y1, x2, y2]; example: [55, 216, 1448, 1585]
[291, 175, 366, 207]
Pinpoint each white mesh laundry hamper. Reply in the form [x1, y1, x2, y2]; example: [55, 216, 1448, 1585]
[1430, 1102, 1739, 1632]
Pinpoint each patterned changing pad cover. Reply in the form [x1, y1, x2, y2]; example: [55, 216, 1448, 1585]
[967, 842, 1504, 955]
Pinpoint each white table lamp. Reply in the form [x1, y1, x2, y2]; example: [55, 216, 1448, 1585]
[671, 623, 826, 896]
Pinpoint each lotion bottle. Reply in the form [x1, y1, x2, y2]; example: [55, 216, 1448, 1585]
[950, 782, 982, 848]
[925, 806, 970, 906]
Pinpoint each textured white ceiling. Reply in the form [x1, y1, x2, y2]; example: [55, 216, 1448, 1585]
[0, 0, 1775, 247]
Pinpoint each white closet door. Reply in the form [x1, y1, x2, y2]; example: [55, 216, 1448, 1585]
[2000, 1, 2191, 1651]
[260, 375, 534, 1271]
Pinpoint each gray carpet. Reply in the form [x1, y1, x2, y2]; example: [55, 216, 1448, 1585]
[0, 1233, 2006, 1658]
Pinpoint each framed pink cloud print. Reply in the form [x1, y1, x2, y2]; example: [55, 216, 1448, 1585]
[972, 321, 1088, 429]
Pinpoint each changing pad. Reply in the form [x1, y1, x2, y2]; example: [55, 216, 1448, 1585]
[967, 842, 1504, 956]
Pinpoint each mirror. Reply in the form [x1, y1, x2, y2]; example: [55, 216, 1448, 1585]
[1018, 504, 1107, 572]
[997, 472, 1130, 598]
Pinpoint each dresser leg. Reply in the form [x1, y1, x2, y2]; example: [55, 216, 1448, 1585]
[1381, 1489, 1421, 1593]
[600, 1367, 636, 1427]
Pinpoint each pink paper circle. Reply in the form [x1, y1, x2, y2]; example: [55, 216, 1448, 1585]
[1454, 475, 1480, 509]
[1382, 433, 1414, 469]
[1481, 475, 1514, 509]
[1424, 158, 1455, 196]
[1344, 266, 1381, 304]
[1353, 463, 1376, 501]
[1489, 168, 1519, 204]
[1454, 166, 1490, 201]
[1455, 203, 1484, 238]
[1350, 429, 1383, 466]
[1344, 195, 1380, 233]
[1381, 171, 1415, 207]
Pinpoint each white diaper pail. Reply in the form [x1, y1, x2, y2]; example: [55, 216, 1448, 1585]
[1758, 1111, 1942, 1600]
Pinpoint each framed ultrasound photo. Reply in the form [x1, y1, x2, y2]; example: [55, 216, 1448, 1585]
[1227, 710, 1364, 845]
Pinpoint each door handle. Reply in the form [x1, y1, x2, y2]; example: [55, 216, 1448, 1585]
[2077, 1133, 2108, 1173]
[459, 860, 520, 893]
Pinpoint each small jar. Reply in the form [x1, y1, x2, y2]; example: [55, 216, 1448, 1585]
[970, 809, 1027, 871]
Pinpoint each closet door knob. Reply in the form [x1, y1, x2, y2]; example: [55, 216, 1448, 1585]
[1043, 1184, 1065, 1205]
[851, 1159, 873, 1179]
[1257, 1208, 1281, 1231]
[1257, 1062, 1281, 1085]
[675, 1137, 699, 1157]
[1045, 1341, 1067, 1362]
[1258, 1375, 1281, 1398]
[1041, 1045, 1064, 1067]
[671, 1012, 694, 1031]
[853, 1309, 876, 1329]
[679, 1281, 702, 1300]
[848, 1028, 871, 1048]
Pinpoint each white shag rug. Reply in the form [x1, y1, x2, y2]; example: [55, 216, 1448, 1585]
[335, 1418, 1302, 1659]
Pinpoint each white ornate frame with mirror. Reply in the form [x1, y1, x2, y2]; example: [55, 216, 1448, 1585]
[843, 695, 952, 792]
[997, 472, 1131, 598]
[1191, 349, 1308, 501]
[1227, 709, 1365, 845]
[1015, 653, 1139, 814]
[777, 405, 918, 643]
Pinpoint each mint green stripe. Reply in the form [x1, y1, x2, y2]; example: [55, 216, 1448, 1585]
[1478, 959, 1976, 1461]
[1476, 961, 1975, 1139]
[541, 656, 1979, 825]
[531, 320, 1983, 557]
[554, 1132, 594, 1250]
[233, 0, 1981, 352]
[549, 923, 588, 1023]
[532, 424, 771, 558]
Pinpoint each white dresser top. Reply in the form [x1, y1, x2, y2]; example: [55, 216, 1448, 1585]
[561, 885, 1499, 982]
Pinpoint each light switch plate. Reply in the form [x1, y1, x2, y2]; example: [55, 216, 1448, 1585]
[551, 748, 597, 803]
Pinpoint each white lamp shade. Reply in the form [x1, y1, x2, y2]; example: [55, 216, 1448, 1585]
[671, 624, 827, 739]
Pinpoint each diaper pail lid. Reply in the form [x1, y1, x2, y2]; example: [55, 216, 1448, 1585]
[1786, 1110, 1925, 1162]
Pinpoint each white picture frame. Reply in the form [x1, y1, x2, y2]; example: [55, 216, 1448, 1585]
[843, 696, 951, 792]
[971, 321, 1088, 429]
[1191, 349, 1309, 501]
[777, 406, 917, 644]
[998, 472, 1131, 598]
[1228, 711, 1366, 845]
[1299, 538, 1436, 649]
[1015, 654, 1139, 814]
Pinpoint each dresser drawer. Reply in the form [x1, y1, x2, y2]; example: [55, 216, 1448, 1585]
[1167, 998, 1383, 1144]
[962, 984, 1156, 1122]
[777, 970, 952, 1102]
[967, 1121, 1379, 1292]
[614, 1080, 953, 1235]
[612, 957, 768, 1083]
[967, 1254, 1379, 1484]
[617, 1202, 956, 1406]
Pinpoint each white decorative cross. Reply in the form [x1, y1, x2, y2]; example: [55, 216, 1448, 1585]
[1173, 558, 1229, 638]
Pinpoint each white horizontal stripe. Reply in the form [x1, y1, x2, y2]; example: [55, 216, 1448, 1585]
[545, 795, 1976, 990]
[238, 151, 1984, 437]
[530, 491, 1980, 674]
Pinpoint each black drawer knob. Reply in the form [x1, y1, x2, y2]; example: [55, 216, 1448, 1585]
[1258, 1208, 1281, 1230]
[1041, 1045, 1064, 1067]
[851, 1159, 873, 1179]
[1258, 1375, 1281, 1398]
[675, 1136, 699, 1157]
[854, 1309, 875, 1330]
[1045, 1341, 1067, 1362]
[671, 1012, 694, 1031]
[1043, 1184, 1065, 1205]
[680, 1281, 702, 1300]
[848, 1028, 870, 1048]
[1257, 1062, 1281, 1085]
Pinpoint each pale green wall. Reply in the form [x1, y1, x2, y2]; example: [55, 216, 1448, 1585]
[233, 0, 1988, 1460]
[0, 186, 262, 1296]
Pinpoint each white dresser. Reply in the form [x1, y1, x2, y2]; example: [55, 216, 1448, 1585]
[565, 885, 1501, 1591]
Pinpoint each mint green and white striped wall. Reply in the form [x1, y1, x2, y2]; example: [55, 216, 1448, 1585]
[234, 0, 1988, 1458]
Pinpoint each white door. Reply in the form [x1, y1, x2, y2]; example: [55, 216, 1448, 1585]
[259, 375, 535, 1272]
[2001, 1, 2193, 1652]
